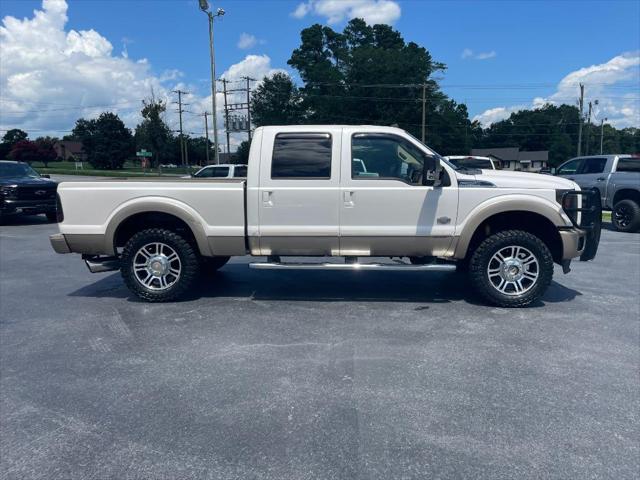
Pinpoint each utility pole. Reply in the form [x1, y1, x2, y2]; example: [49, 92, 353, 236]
[421, 83, 427, 143]
[220, 78, 231, 154]
[600, 118, 607, 154]
[577, 83, 584, 157]
[241, 76, 255, 141]
[172, 89, 189, 166]
[585, 100, 593, 155]
[200, 112, 210, 165]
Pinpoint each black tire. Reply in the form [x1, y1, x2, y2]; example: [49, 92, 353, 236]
[120, 228, 200, 302]
[201, 256, 230, 272]
[45, 212, 57, 223]
[612, 199, 640, 233]
[469, 230, 553, 308]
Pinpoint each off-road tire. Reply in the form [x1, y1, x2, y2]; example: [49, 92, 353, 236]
[612, 199, 640, 233]
[469, 230, 553, 307]
[45, 212, 57, 222]
[121, 228, 200, 302]
[202, 256, 230, 272]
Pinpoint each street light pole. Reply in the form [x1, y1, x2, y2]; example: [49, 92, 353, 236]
[199, 1, 224, 165]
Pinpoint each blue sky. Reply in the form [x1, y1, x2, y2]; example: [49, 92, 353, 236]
[1, 0, 639, 145]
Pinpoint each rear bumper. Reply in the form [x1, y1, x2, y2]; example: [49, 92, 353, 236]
[49, 233, 71, 254]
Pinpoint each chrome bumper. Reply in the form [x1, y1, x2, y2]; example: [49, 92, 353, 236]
[49, 233, 71, 254]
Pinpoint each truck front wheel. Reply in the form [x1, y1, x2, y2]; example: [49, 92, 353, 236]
[121, 228, 200, 302]
[469, 230, 553, 307]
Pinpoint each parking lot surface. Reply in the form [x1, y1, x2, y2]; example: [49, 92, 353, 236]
[1, 216, 638, 479]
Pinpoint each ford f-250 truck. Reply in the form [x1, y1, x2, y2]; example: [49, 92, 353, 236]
[50, 125, 601, 307]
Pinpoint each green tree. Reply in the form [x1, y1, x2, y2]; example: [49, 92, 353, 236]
[72, 113, 133, 169]
[250, 73, 305, 126]
[0, 128, 28, 159]
[134, 96, 173, 167]
[285, 18, 471, 153]
[236, 140, 250, 164]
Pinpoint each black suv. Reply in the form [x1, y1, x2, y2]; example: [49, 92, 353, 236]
[0, 160, 58, 222]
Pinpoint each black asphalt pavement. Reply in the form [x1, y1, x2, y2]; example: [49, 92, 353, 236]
[1, 216, 638, 479]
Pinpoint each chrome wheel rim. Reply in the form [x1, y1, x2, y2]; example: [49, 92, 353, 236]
[614, 205, 631, 227]
[487, 245, 539, 296]
[133, 242, 181, 291]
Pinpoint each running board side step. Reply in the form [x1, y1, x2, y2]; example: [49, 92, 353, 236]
[249, 262, 456, 271]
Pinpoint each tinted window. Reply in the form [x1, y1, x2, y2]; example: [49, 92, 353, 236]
[581, 157, 607, 174]
[234, 166, 247, 177]
[352, 134, 428, 184]
[271, 134, 332, 179]
[210, 167, 230, 178]
[0, 163, 40, 178]
[194, 167, 213, 178]
[616, 158, 640, 172]
[557, 159, 583, 175]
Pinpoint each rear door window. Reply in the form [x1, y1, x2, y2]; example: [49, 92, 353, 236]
[271, 133, 332, 179]
[210, 167, 230, 178]
[580, 157, 607, 174]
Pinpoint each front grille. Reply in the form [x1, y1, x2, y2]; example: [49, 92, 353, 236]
[17, 186, 57, 201]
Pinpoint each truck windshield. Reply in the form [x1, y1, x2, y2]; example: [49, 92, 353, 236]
[0, 163, 41, 178]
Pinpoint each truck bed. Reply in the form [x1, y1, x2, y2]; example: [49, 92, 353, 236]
[57, 179, 246, 255]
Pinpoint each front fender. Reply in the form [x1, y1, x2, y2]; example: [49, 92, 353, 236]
[453, 193, 570, 259]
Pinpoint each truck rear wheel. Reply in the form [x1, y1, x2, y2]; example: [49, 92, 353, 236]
[121, 228, 200, 302]
[612, 199, 640, 233]
[469, 230, 553, 308]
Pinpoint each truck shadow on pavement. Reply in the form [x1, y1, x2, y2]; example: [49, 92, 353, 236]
[69, 262, 582, 307]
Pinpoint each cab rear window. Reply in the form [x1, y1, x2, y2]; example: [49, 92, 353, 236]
[616, 158, 640, 172]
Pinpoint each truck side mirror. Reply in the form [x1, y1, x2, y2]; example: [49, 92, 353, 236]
[422, 156, 442, 187]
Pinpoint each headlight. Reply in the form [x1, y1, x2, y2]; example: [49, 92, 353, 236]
[1, 185, 18, 199]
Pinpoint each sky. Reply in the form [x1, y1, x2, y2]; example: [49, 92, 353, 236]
[1, 0, 639, 150]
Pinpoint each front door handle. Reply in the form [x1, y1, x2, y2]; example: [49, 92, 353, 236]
[343, 191, 355, 207]
[262, 190, 273, 207]
[596, 177, 605, 182]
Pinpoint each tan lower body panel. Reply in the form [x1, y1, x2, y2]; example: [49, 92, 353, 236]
[254, 236, 454, 257]
[206, 236, 246, 256]
[65, 234, 111, 255]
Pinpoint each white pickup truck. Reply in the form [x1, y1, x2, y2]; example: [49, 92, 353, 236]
[50, 125, 601, 307]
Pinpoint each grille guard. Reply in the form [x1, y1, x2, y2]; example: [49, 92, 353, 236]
[561, 189, 602, 261]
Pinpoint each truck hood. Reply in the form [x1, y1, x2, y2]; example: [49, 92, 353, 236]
[459, 169, 579, 190]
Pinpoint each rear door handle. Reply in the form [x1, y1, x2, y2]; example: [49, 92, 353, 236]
[343, 191, 355, 207]
[596, 177, 605, 182]
[262, 190, 273, 207]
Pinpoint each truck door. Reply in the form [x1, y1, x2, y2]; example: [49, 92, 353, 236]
[256, 129, 341, 256]
[338, 129, 458, 257]
[575, 157, 610, 203]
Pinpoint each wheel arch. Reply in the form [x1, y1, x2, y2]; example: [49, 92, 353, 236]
[612, 188, 640, 206]
[106, 198, 212, 256]
[455, 197, 567, 263]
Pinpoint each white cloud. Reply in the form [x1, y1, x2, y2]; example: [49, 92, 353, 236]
[461, 48, 496, 60]
[237, 32, 259, 50]
[473, 51, 640, 127]
[291, 0, 401, 25]
[0, 0, 286, 151]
